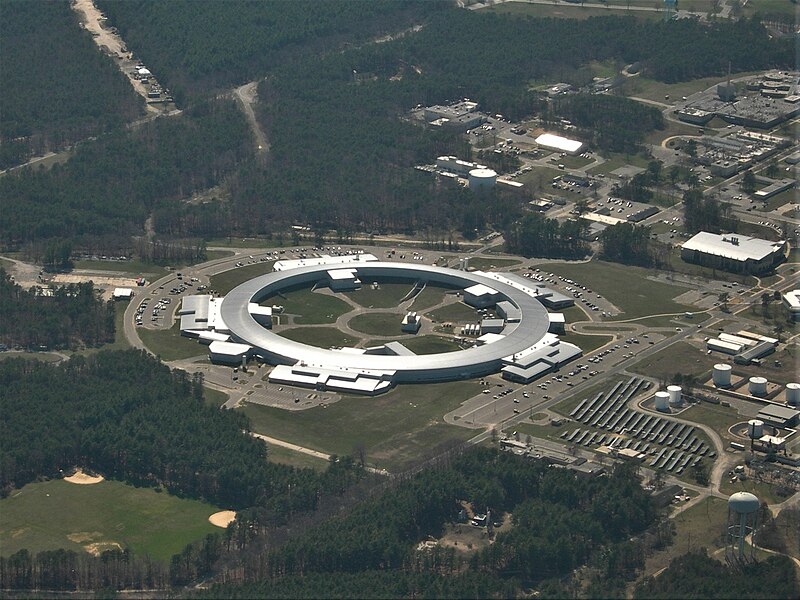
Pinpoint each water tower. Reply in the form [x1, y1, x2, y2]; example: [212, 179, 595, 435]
[726, 492, 760, 564]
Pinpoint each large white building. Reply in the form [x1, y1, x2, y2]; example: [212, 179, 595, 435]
[534, 133, 584, 155]
[783, 289, 800, 321]
[681, 232, 786, 274]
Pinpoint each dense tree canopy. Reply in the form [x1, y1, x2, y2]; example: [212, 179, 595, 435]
[0, 350, 362, 516]
[0, 268, 114, 350]
[0, 0, 143, 168]
[504, 214, 589, 259]
[0, 100, 252, 249]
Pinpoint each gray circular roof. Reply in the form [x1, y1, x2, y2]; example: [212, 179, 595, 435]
[219, 262, 551, 380]
[728, 491, 760, 514]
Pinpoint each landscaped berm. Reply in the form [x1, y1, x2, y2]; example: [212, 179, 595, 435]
[0, 478, 223, 562]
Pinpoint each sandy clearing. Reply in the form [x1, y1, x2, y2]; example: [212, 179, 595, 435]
[64, 470, 105, 485]
[208, 510, 237, 528]
[84, 541, 123, 556]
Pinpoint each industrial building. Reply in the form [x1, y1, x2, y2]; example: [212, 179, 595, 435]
[401, 312, 421, 333]
[534, 133, 584, 155]
[783, 289, 800, 321]
[327, 268, 360, 291]
[217, 261, 579, 392]
[756, 404, 800, 428]
[681, 232, 787, 274]
[422, 101, 487, 132]
[676, 71, 800, 129]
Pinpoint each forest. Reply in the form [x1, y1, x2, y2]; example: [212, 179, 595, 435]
[633, 549, 799, 599]
[549, 94, 664, 154]
[0, 268, 114, 350]
[0, 1, 143, 169]
[195, 450, 657, 598]
[95, 0, 447, 103]
[2, 9, 793, 250]
[0, 350, 363, 516]
[0, 99, 252, 251]
[504, 214, 589, 259]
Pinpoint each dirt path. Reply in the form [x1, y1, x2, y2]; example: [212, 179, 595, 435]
[234, 82, 269, 156]
[72, 0, 170, 114]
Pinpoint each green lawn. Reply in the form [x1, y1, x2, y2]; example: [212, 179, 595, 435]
[209, 261, 275, 295]
[266, 445, 330, 471]
[622, 70, 762, 103]
[560, 332, 613, 354]
[401, 336, 462, 355]
[203, 387, 229, 408]
[269, 288, 352, 325]
[588, 152, 652, 175]
[427, 302, 479, 324]
[718, 477, 785, 506]
[0, 479, 221, 562]
[72, 259, 166, 278]
[410, 284, 456, 312]
[638, 497, 728, 583]
[138, 323, 206, 362]
[348, 312, 406, 336]
[468, 256, 521, 270]
[679, 402, 743, 442]
[629, 342, 715, 381]
[276, 327, 358, 348]
[558, 155, 593, 169]
[240, 380, 481, 471]
[485, 1, 660, 20]
[542, 260, 693, 319]
[344, 281, 415, 309]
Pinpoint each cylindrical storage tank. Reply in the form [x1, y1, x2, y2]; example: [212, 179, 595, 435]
[654, 391, 670, 412]
[667, 385, 682, 405]
[728, 491, 760, 515]
[468, 168, 497, 192]
[747, 419, 764, 439]
[713, 364, 732, 387]
[786, 383, 800, 406]
[748, 376, 768, 397]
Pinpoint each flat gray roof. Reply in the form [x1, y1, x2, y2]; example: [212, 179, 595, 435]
[220, 262, 551, 382]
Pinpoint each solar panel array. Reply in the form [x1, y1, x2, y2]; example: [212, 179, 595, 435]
[560, 377, 716, 474]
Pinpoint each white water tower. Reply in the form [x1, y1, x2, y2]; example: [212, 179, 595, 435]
[712, 364, 732, 387]
[726, 492, 760, 563]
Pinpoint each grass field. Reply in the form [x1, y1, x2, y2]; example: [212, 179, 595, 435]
[348, 312, 406, 336]
[560, 331, 613, 353]
[0, 351, 64, 363]
[268, 288, 351, 325]
[427, 302, 479, 324]
[468, 256, 521, 270]
[0, 479, 221, 562]
[72, 260, 166, 278]
[679, 402, 742, 442]
[719, 477, 785, 506]
[623, 70, 763, 102]
[402, 336, 462, 354]
[209, 261, 275, 295]
[558, 155, 593, 169]
[138, 323, 206, 362]
[542, 260, 693, 319]
[588, 152, 652, 175]
[485, 1, 660, 20]
[204, 387, 229, 408]
[629, 342, 715, 380]
[344, 282, 415, 309]
[240, 380, 481, 471]
[266, 445, 330, 471]
[637, 496, 728, 585]
[410, 284, 455, 312]
[277, 327, 358, 348]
